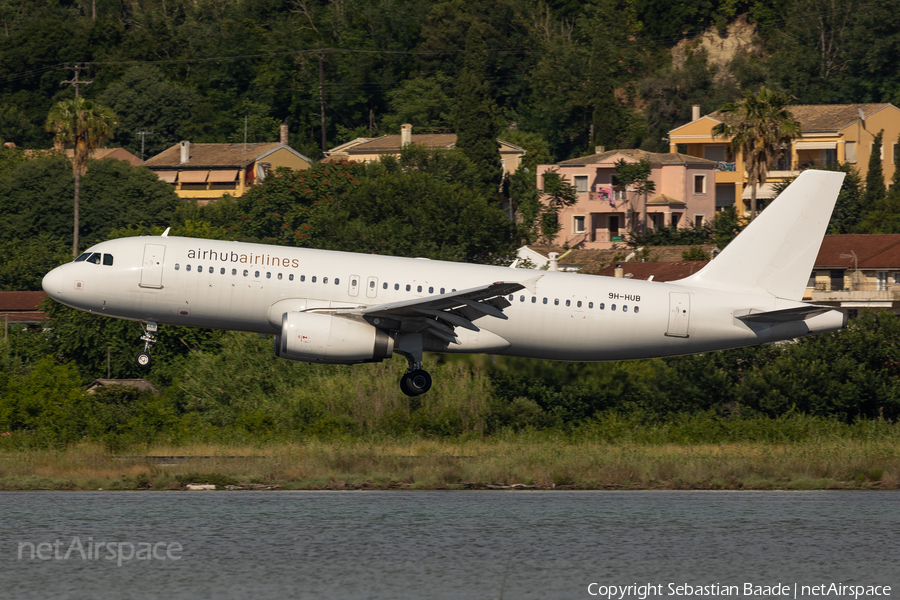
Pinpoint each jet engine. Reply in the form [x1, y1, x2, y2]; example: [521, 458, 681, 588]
[274, 311, 394, 364]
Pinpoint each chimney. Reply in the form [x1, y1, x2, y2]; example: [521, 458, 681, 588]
[548, 252, 559, 272]
[401, 123, 412, 147]
[692, 105, 701, 121]
[614, 263, 624, 278]
[280, 123, 289, 145]
[595, 145, 605, 154]
[179, 141, 190, 163]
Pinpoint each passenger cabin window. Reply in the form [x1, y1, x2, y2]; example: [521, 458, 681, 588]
[417, 285, 422, 292]
[406, 284, 411, 291]
[312, 276, 317, 283]
[103, 254, 114, 266]
[233, 269, 238, 276]
[175, 264, 180, 271]
[531, 297, 536, 303]
[565, 300, 571, 307]
[429, 287, 434, 294]
[254, 271, 260, 278]
[300, 275, 305, 282]
[394, 283, 399, 290]
[220, 268, 225, 274]
[370, 281, 375, 288]
[634, 306, 640, 314]
[335, 278, 339, 285]
[289, 274, 294, 281]
[186, 265, 192, 272]
[243, 270, 248, 277]
[277, 273, 282, 280]
[208, 266, 213, 273]
[383, 282, 388, 289]
[543, 298, 548, 304]
[323, 277, 328, 284]
[266, 272, 271, 279]
[440, 288, 445, 294]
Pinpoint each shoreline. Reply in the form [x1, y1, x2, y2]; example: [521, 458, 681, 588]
[2, 439, 897, 491]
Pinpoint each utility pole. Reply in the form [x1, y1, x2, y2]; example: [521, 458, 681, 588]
[136, 131, 153, 161]
[61, 63, 93, 97]
[316, 49, 333, 155]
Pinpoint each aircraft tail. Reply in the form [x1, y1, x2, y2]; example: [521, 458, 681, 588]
[677, 170, 844, 301]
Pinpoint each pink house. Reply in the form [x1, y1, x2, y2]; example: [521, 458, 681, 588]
[536, 148, 718, 249]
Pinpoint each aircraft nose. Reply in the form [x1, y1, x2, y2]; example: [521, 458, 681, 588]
[42, 266, 66, 300]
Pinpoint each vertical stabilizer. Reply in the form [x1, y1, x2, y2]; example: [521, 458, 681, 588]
[678, 170, 844, 300]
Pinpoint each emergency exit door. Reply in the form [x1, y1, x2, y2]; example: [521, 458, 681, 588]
[666, 292, 690, 337]
[140, 244, 166, 289]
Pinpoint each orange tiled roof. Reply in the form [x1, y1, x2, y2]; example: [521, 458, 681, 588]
[815, 234, 900, 269]
[144, 143, 283, 168]
[595, 261, 710, 281]
[558, 148, 718, 166]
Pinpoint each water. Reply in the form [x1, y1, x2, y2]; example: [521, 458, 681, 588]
[1, 491, 897, 599]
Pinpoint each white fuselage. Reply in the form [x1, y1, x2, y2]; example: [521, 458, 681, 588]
[41, 236, 845, 361]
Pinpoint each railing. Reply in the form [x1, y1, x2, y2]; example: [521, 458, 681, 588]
[715, 162, 736, 172]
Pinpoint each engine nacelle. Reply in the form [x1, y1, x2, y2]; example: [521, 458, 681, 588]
[274, 311, 393, 364]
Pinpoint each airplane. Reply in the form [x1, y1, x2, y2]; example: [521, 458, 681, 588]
[42, 170, 846, 396]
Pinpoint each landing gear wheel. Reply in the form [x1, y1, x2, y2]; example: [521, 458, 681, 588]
[400, 369, 432, 396]
[135, 351, 152, 368]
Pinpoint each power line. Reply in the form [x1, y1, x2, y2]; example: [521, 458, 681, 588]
[60, 63, 93, 97]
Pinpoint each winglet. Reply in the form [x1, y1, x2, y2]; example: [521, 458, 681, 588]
[161, 227, 170, 237]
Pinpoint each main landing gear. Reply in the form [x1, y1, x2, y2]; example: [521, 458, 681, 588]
[400, 363, 432, 397]
[396, 332, 432, 397]
[135, 321, 158, 368]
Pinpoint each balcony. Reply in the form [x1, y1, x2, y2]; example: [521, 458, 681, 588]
[809, 289, 898, 303]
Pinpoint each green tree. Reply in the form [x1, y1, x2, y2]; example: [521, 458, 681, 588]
[381, 74, 455, 133]
[99, 64, 198, 159]
[863, 129, 886, 207]
[712, 87, 801, 220]
[236, 162, 364, 246]
[536, 168, 578, 243]
[451, 27, 502, 192]
[0, 234, 70, 291]
[311, 152, 516, 264]
[615, 158, 657, 235]
[0, 156, 179, 249]
[45, 97, 119, 256]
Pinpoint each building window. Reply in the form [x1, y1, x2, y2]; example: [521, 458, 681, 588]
[671, 213, 681, 227]
[649, 213, 664, 229]
[693, 175, 706, 194]
[694, 215, 703, 228]
[845, 142, 857, 163]
[807, 271, 816, 288]
[574, 175, 589, 193]
[893, 273, 900, 286]
[877, 271, 889, 291]
[573, 215, 586, 234]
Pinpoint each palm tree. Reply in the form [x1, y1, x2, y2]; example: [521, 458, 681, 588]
[46, 97, 118, 256]
[712, 87, 800, 220]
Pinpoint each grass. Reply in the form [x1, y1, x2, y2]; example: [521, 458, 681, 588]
[0, 436, 897, 491]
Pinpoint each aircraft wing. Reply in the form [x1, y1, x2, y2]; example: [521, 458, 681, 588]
[735, 305, 834, 324]
[326, 278, 541, 343]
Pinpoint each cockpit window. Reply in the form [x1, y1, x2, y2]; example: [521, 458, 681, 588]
[102, 254, 114, 266]
[74, 253, 90, 262]
[86, 253, 101, 264]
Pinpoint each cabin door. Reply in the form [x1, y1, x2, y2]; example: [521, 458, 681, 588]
[139, 244, 166, 289]
[666, 293, 690, 337]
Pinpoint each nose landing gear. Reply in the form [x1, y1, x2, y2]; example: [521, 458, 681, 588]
[135, 321, 158, 368]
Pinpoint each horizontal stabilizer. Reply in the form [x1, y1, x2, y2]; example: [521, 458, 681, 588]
[735, 305, 834, 325]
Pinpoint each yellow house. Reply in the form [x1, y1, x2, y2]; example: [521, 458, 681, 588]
[323, 124, 527, 175]
[144, 140, 312, 204]
[668, 103, 900, 212]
